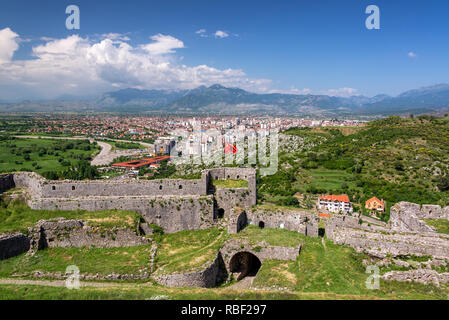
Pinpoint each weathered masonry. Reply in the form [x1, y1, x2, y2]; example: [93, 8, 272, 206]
[1, 168, 257, 234]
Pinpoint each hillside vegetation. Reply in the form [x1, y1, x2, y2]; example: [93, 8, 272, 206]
[259, 116, 449, 219]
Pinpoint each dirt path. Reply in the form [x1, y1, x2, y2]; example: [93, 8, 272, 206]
[0, 278, 133, 288]
[321, 237, 327, 251]
[228, 276, 255, 289]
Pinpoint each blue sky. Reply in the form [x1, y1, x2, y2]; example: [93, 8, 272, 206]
[0, 0, 448, 100]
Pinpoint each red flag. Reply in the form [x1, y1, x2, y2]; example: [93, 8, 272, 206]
[224, 143, 237, 154]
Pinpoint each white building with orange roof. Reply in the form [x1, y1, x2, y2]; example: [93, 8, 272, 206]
[318, 194, 353, 214]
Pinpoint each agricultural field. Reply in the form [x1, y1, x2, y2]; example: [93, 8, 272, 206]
[0, 136, 99, 175]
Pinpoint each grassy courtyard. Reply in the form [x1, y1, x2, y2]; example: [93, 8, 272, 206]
[154, 228, 226, 275]
[0, 224, 448, 299]
[0, 201, 141, 234]
[0, 245, 153, 278]
[212, 179, 248, 189]
[424, 219, 449, 235]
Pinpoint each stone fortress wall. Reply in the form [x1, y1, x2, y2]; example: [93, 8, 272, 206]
[0, 168, 257, 234]
[0, 174, 14, 194]
[326, 202, 449, 260]
[2, 171, 449, 287]
[0, 168, 306, 288]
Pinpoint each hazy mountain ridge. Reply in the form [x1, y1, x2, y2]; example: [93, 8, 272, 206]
[1, 83, 448, 115]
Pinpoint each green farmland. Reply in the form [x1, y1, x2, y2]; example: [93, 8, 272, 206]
[0, 137, 99, 174]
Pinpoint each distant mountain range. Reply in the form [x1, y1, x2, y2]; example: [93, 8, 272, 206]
[1, 83, 449, 116]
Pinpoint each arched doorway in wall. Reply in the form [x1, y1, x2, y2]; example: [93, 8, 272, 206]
[229, 251, 262, 281]
[258, 221, 265, 229]
[217, 208, 225, 218]
[318, 228, 325, 237]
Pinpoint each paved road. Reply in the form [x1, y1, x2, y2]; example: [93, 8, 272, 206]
[13, 135, 154, 167]
[91, 141, 113, 166]
[91, 143, 152, 166]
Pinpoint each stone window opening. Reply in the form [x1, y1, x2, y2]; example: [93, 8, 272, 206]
[52, 186, 56, 190]
[217, 208, 225, 218]
[72, 186, 75, 190]
[179, 185, 183, 189]
[258, 221, 265, 229]
[159, 185, 163, 190]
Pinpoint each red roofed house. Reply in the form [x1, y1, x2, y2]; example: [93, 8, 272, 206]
[318, 194, 353, 214]
[112, 156, 170, 171]
[365, 197, 385, 214]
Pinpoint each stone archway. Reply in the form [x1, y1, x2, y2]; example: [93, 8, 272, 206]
[229, 251, 261, 281]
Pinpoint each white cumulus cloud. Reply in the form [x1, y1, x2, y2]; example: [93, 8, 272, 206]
[214, 30, 229, 38]
[408, 51, 417, 58]
[268, 87, 359, 97]
[0, 28, 19, 63]
[141, 34, 185, 55]
[0, 28, 271, 100]
[323, 87, 359, 97]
